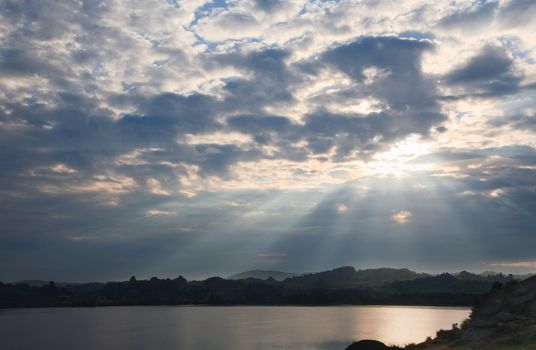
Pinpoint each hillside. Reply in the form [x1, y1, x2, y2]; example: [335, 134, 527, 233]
[1, 266, 518, 308]
[459, 275, 536, 346]
[385, 273, 502, 294]
[227, 270, 298, 281]
[282, 267, 430, 288]
[346, 275, 536, 350]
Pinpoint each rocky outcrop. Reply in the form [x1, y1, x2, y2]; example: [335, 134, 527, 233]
[345, 340, 390, 350]
[344, 275, 536, 350]
[461, 275, 536, 342]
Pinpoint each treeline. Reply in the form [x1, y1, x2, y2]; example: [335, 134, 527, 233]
[1, 267, 519, 308]
[0, 274, 492, 308]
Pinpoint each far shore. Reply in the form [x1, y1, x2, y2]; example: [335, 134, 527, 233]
[0, 303, 473, 310]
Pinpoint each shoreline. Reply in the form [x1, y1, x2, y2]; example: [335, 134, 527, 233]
[0, 303, 474, 310]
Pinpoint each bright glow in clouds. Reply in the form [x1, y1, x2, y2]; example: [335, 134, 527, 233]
[336, 204, 349, 215]
[146, 178, 170, 196]
[366, 137, 433, 177]
[491, 261, 536, 269]
[392, 211, 413, 224]
[0, 0, 536, 280]
[145, 209, 178, 217]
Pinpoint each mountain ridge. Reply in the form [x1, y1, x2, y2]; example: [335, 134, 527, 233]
[227, 270, 299, 281]
[2, 266, 532, 308]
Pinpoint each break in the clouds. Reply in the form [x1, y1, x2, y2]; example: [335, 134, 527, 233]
[0, 0, 535, 281]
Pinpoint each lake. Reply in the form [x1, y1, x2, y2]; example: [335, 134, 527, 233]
[0, 306, 470, 350]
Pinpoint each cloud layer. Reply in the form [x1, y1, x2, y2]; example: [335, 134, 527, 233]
[0, 0, 535, 281]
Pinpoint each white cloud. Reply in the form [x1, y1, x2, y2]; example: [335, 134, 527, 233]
[2, 0, 536, 280]
[336, 203, 349, 215]
[145, 209, 177, 217]
[490, 260, 536, 269]
[258, 252, 287, 258]
[392, 210, 412, 224]
[146, 178, 170, 196]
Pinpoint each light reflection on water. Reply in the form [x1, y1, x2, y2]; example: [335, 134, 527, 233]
[0, 306, 470, 350]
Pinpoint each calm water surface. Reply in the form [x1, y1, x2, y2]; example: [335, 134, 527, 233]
[0, 306, 469, 350]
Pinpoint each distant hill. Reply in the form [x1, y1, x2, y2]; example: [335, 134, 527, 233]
[0, 274, 480, 308]
[385, 273, 502, 294]
[14, 280, 104, 293]
[13, 280, 52, 287]
[281, 266, 430, 288]
[453, 270, 515, 282]
[480, 270, 501, 277]
[228, 270, 298, 281]
[3, 266, 532, 308]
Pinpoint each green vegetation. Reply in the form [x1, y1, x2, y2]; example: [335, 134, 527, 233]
[0, 267, 526, 308]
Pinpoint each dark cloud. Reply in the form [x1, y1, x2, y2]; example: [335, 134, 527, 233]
[228, 115, 294, 134]
[321, 36, 439, 111]
[498, 0, 536, 27]
[489, 113, 536, 132]
[445, 45, 512, 83]
[227, 114, 297, 145]
[225, 36, 445, 160]
[443, 45, 521, 97]
[438, 1, 498, 29]
[323, 36, 433, 81]
[207, 48, 297, 113]
[1, 1, 535, 281]
[253, 0, 286, 13]
[303, 109, 444, 159]
[194, 143, 264, 174]
[0, 0, 84, 40]
[0, 48, 65, 78]
[413, 145, 536, 167]
[124, 93, 221, 136]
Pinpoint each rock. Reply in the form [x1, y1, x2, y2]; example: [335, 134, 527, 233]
[497, 311, 514, 322]
[528, 300, 536, 317]
[345, 340, 389, 350]
[470, 318, 496, 328]
[461, 275, 536, 342]
[510, 292, 533, 306]
[503, 319, 525, 330]
[461, 327, 494, 342]
[478, 300, 503, 316]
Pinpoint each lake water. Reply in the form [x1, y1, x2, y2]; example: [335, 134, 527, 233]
[0, 306, 470, 350]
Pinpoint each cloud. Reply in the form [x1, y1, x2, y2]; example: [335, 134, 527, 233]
[489, 112, 536, 131]
[208, 48, 297, 113]
[438, 1, 498, 30]
[146, 178, 170, 196]
[490, 260, 536, 269]
[498, 0, 536, 28]
[258, 252, 287, 258]
[1, 0, 536, 280]
[392, 210, 412, 224]
[145, 209, 177, 217]
[335, 203, 349, 215]
[253, 0, 288, 13]
[445, 45, 513, 84]
[194, 10, 262, 41]
[222, 36, 446, 161]
[322, 36, 434, 83]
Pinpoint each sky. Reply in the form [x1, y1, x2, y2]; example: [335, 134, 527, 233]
[1, 0, 536, 282]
